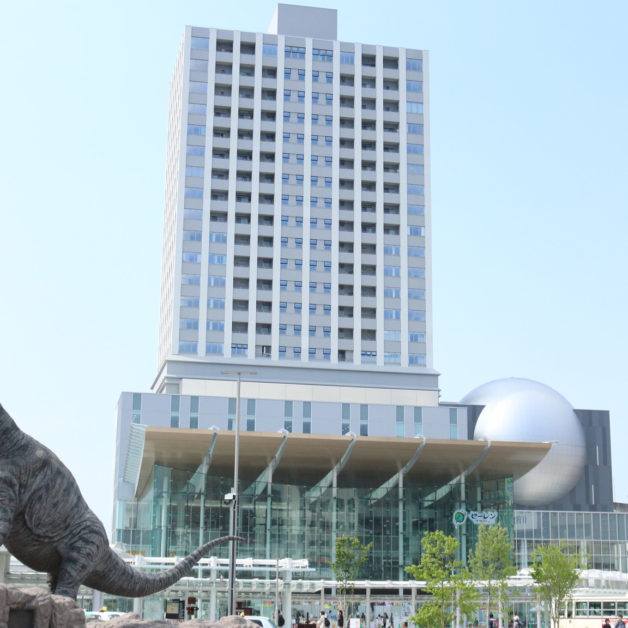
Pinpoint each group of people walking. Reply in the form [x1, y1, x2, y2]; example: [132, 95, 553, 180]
[603, 615, 626, 628]
[310, 610, 394, 628]
[488, 613, 523, 628]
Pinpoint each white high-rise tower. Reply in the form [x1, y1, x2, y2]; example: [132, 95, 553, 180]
[154, 4, 434, 404]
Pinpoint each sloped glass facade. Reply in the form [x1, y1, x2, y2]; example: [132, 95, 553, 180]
[116, 463, 514, 580]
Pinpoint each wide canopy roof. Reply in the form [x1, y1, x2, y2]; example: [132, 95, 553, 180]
[133, 428, 550, 497]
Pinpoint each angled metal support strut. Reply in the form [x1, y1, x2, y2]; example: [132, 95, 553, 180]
[305, 431, 357, 501]
[422, 439, 492, 504]
[243, 429, 290, 496]
[367, 435, 427, 503]
[195, 427, 219, 546]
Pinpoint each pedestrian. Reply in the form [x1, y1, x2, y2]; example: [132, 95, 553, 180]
[489, 614, 495, 628]
[318, 611, 330, 628]
[614, 616, 625, 628]
[603, 618, 612, 628]
[513, 616, 522, 628]
[278, 612, 285, 627]
[338, 610, 344, 628]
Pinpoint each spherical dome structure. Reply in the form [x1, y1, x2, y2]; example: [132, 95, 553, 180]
[462, 378, 586, 507]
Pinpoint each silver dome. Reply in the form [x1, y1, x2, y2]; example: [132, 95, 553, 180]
[463, 378, 586, 507]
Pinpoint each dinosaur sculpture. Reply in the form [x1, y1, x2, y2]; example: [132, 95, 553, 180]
[0, 403, 240, 599]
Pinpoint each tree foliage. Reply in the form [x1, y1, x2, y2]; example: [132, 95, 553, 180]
[406, 530, 478, 628]
[531, 544, 580, 628]
[469, 525, 516, 623]
[329, 536, 372, 615]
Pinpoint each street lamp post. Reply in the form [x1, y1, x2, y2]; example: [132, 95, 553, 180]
[222, 369, 256, 617]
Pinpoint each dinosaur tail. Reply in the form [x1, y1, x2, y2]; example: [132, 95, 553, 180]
[84, 535, 241, 597]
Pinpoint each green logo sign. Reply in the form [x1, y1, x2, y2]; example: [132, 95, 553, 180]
[453, 509, 498, 526]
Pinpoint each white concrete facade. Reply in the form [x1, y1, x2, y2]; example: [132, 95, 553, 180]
[156, 5, 430, 392]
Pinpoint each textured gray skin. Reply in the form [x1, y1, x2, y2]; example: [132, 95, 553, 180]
[0, 404, 240, 599]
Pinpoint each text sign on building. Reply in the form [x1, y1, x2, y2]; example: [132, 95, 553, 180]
[452, 509, 498, 526]
[165, 600, 185, 619]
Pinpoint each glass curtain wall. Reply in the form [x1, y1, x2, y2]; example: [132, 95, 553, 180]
[515, 510, 628, 572]
[116, 465, 513, 580]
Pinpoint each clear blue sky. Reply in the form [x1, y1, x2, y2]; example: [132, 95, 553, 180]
[1, 0, 627, 530]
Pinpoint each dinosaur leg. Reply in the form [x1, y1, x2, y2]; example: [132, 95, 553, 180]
[0, 473, 18, 547]
[53, 531, 103, 599]
[53, 551, 97, 599]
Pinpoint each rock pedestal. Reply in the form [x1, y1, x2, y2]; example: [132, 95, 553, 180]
[0, 591, 264, 628]
[0, 585, 85, 628]
[90, 614, 262, 627]
[87, 613, 259, 628]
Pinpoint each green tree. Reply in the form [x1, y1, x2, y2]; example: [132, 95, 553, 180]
[469, 524, 516, 626]
[406, 530, 478, 628]
[531, 544, 580, 628]
[329, 536, 372, 616]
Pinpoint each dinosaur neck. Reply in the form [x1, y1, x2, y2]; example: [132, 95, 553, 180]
[0, 405, 28, 454]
